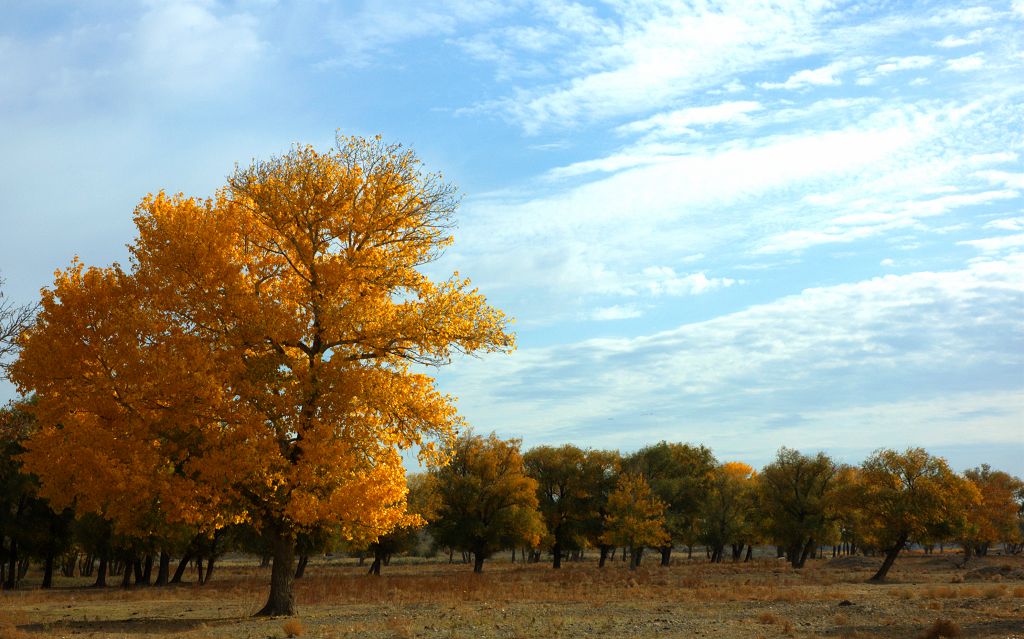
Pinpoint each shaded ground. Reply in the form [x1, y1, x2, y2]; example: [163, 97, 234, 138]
[1, 553, 1022, 638]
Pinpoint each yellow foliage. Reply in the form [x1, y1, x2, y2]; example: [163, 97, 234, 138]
[11, 135, 515, 545]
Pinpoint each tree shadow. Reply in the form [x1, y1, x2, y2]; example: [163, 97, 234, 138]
[19, 616, 243, 635]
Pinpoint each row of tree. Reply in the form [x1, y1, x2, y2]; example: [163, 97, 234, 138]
[4, 406, 1022, 591]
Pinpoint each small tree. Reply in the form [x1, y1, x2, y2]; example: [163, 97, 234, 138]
[700, 462, 754, 563]
[601, 473, 668, 570]
[430, 433, 542, 573]
[960, 465, 1023, 558]
[0, 274, 34, 373]
[852, 448, 973, 581]
[758, 448, 839, 568]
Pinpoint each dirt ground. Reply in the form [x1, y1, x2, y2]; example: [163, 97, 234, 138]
[1, 553, 1022, 639]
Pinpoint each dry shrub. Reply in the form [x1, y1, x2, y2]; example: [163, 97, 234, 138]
[923, 585, 955, 599]
[282, 618, 305, 637]
[918, 618, 961, 639]
[982, 585, 1006, 599]
[949, 574, 963, 584]
[833, 612, 850, 625]
[959, 585, 980, 598]
[757, 610, 794, 631]
[1012, 585, 1024, 598]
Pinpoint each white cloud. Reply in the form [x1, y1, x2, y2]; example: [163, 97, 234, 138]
[985, 217, 1024, 231]
[945, 53, 985, 72]
[880, 258, 896, 267]
[959, 234, 1024, 253]
[589, 305, 643, 321]
[874, 55, 935, 74]
[617, 101, 763, 138]
[641, 267, 737, 296]
[759, 60, 849, 90]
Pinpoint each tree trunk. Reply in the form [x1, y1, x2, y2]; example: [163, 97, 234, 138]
[870, 534, 908, 582]
[170, 554, 191, 584]
[203, 555, 218, 584]
[120, 559, 133, 588]
[660, 546, 672, 567]
[255, 529, 297, 617]
[598, 545, 610, 568]
[687, 545, 693, 560]
[155, 552, 170, 586]
[296, 554, 309, 579]
[132, 557, 144, 585]
[141, 554, 153, 585]
[744, 544, 753, 562]
[196, 558, 205, 585]
[368, 548, 382, 576]
[552, 540, 562, 569]
[93, 553, 108, 588]
[3, 539, 18, 589]
[42, 551, 55, 589]
[473, 550, 486, 573]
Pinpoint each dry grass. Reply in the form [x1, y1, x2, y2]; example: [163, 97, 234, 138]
[0, 554, 1021, 638]
[918, 618, 962, 639]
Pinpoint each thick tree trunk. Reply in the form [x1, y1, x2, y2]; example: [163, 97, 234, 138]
[93, 554, 108, 588]
[120, 559, 133, 589]
[744, 544, 753, 562]
[132, 557, 144, 585]
[142, 554, 153, 585]
[870, 534, 908, 582]
[296, 554, 309, 579]
[472, 549, 486, 573]
[368, 548, 382, 576]
[598, 545, 610, 568]
[660, 546, 672, 566]
[552, 540, 562, 569]
[155, 552, 170, 586]
[255, 530, 297, 617]
[170, 554, 191, 584]
[42, 552, 55, 589]
[794, 538, 815, 569]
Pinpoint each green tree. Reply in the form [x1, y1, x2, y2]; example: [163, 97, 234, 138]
[430, 433, 542, 573]
[758, 448, 839, 569]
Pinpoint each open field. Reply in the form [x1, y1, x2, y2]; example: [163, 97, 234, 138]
[1, 554, 1023, 639]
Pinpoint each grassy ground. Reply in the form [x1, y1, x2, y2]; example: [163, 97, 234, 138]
[1, 553, 1023, 638]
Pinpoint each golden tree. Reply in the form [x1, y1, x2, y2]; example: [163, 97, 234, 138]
[11, 135, 514, 615]
[851, 448, 975, 582]
[601, 473, 669, 569]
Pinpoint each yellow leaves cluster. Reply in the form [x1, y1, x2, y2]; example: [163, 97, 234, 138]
[602, 473, 670, 550]
[11, 134, 515, 542]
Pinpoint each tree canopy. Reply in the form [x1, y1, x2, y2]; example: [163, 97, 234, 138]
[9, 135, 514, 614]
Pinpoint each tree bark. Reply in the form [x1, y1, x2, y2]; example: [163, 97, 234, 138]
[473, 550, 486, 573]
[552, 540, 562, 569]
[155, 552, 170, 586]
[296, 554, 309, 579]
[254, 529, 297, 617]
[744, 544, 753, 562]
[368, 549, 382, 576]
[598, 544, 610, 568]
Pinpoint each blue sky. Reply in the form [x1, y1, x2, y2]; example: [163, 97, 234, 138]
[1, 0, 1022, 474]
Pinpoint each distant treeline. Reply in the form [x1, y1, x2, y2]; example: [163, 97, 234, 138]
[2, 402, 1021, 589]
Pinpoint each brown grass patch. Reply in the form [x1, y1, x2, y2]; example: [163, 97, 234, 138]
[281, 618, 305, 637]
[917, 618, 962, 638]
